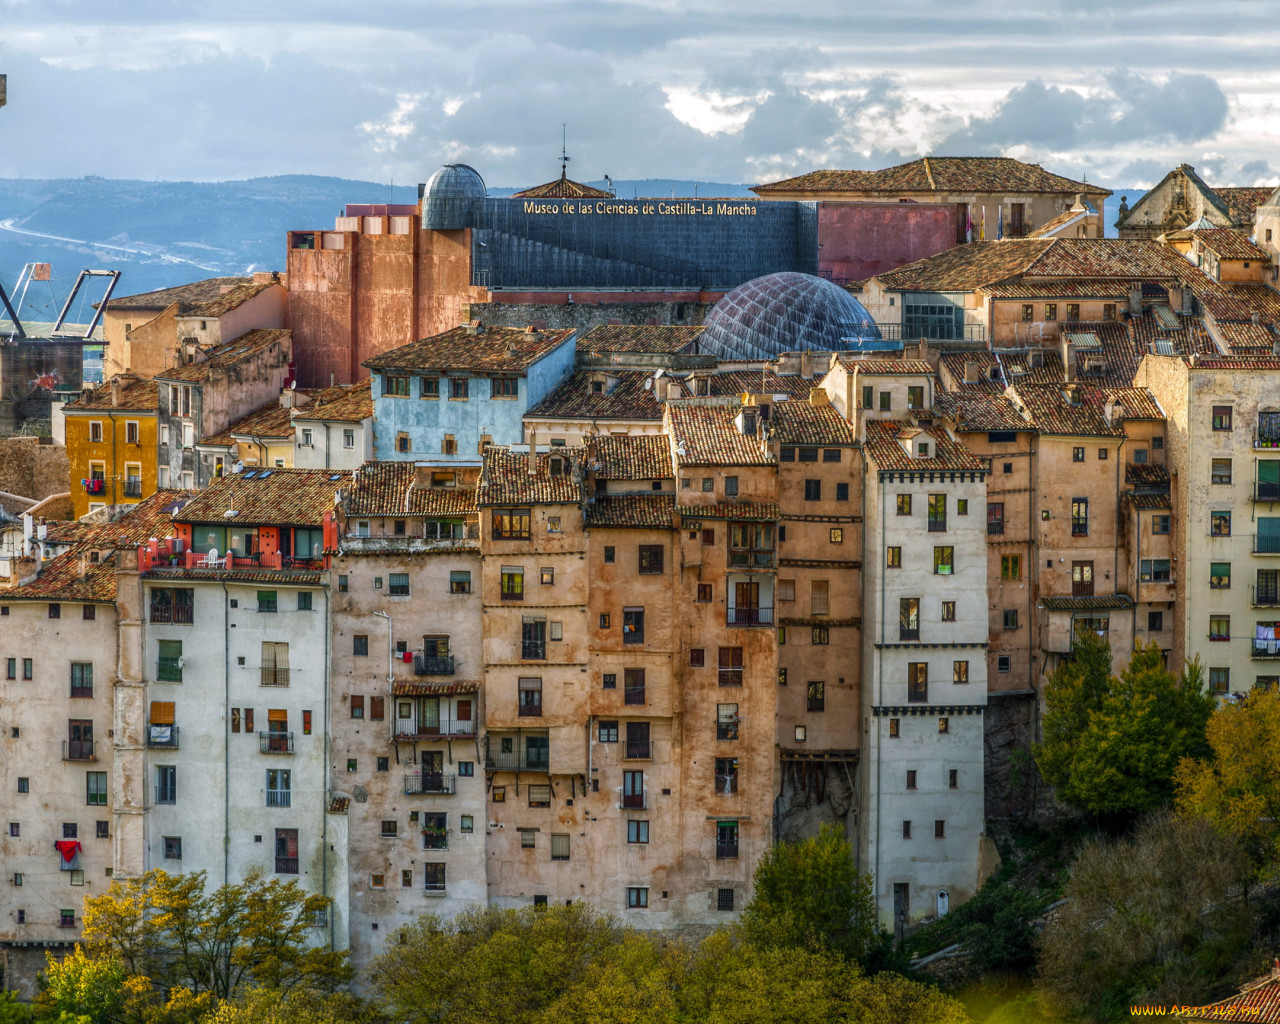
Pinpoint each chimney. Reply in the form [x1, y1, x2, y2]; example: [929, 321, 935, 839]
[808, 387, 829, 407]
[800, 351, 813, 379]
[1253, 312, 1262, 326]
[465, 320, 484, 337]
[654, 376, 670, 402]
[963, 360, 979, 383]
[110, 378, 121, 407]
[1129, 283, 1143, 317]
[527, 425, 538, 476]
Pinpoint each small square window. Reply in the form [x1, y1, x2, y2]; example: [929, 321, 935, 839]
[548, 517, 561, 533]
[717, 888, 734, 912]
[935, 819, 946, 838]
[541, 567, 555, 585]
[628, 886, 649, 909]
[521, 831, 536, 849]
[697, 584, 713, 602]
[997, 655, 1011, 673]
[603, 673, 617, 689]
[938, 717, 950, 734]
[1072, 447, 1085, 462]
[604, 546, 615, 564]
[701, 478, 713, 492]
[402, 870, 413, 887]
[1098, 448, 1108, 460]
[829, 528, 843, 544]
[1212, 406, 1233, 431]
[338, 575, 349, 592]
[942, 601, 956, 622]
[599, 613, 611, 629]
[886, 547, 901, 568]
[689, 648, 705, 667]
[17, 777, 29, 793]
[460, 815, 474, 832]
[163, 836, 182, 860]
[377, 757, 389, 772]
[380, 820, 397, 838]
[371, 874, 385, 889]
[347, 759, 358, 772]
[459, 761, 474, 777]
[889, 718, 899, 737]
[1211, 459, 1232, 485]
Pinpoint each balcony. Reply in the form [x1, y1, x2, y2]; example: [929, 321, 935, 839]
[623, 741, 653, 760]
[260, 667, 290, 687]
[1253, 643, 1280, 660]
[394, 718, 476, 741]
[1254, 482, 1280, 502]
[928, 519, 947, 533]
[1257, 536, 1280, 555]
[157, 658, 183, 682]
[84, 479, 104, 495]
[621, 792, 645, 809]
[150, 604, 194, 625]
[147, 725, 179, 749]
[899, 628, 920, 642]
[259, 731, 294, 754]
[422, 830, 448, 850]
[63, 740, 97, 761]
[275, 858, 298, 875]
[728, 550, 776, 570]
[716, 840, 739, 859]
[1253, 585, 1280, 608]
[1071, 522, 1089, 537]
[987, 521, 1005, 536]
[70, 684, 93, 699]
[414, 655, 456, 676]
[874, 322, 986, 342]
[715, 774, 739, 796]
[339, 534, 479, 556]
[404, 771, 457, 795]
[424, 880, 447, 894]
[265, 790, 291, 808]
[485, 740, 549, 772]
[727, 606, 773, 627]
[521, 642, 546, 660]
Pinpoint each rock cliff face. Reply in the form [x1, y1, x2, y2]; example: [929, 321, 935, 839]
[0, 435, 67, 495]
[984, 695, 1075, 824]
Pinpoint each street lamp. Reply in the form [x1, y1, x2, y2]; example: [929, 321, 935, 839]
[897, 908, 907, 949]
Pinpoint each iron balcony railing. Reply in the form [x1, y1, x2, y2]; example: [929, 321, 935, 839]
[259, 731, 294, 754]
[1252, 584, 1280, 608]
[715, 774, 739, 795]
[123, 481, 143, 498]
[987, 521, 1005, 535]
[623, 741, 653, 760]
[394, 718, 476, 740]
[414, 655, 456, 676]
[621, 791, 646, 809]
[928, 519, 947, 533]
[485, 742, 550, 772]
[874, 322, 986, 342]
[63, 740, 97, 761]
[716, 841, 739, 859]
[275, 858, 298, 875]
[404, 771, 458, 795]
[728, 550, 775, 569]
[623, 686, 646, 706]
[146, 725, 179, 749]
[1254, 482, 1280, 502]
[154, 785, 176, 805]
[1253, 642, 1280, 660]
[1256, 536, 1280, 554]
[727, 606, 773, 626]
[265, 790, 291, 808]
[150, 604, 194, 624]
[521, 642, 546, 660]
[421, 831, 448, 850]
[424, 880, 447, 893]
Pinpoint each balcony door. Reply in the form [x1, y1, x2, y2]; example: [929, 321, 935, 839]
[1071, 561, 1094, 597]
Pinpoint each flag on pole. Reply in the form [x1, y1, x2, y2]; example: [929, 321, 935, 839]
[980, 206, 986, 241]
[966, 205, 972, 243]
[997, 205, 1004, 240]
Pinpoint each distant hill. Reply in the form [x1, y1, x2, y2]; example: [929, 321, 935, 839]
[0, 174, 1132, 318]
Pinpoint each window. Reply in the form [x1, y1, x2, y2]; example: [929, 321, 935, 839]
[935, 820, 946, 839]
[623, 608, 645, 644]
[998, 655, 1011, 673]
[493, 509, 532, 540]
[1153, 515, 1171, 535]
[627, 820, 649, 844]
[718, 647, 743, 687]
[927, 494, 947, 532]
[1210, 615, 1230, 641]
[716, 704, 739, 741]
[275, 829, 299, 874]
[448, 377, 469, 400]
[551, 834, 570, 861]
[1212, 511, 1232, 536]
[1073, 447, 1085, 463]
[48, 603, 60, 619]
[353, 635, 369, 657]
[518, 677, 543, 716]
[257, 591, 277, 613]
[261, 642, 289, 686]
[22, 658, 32, 680]
[715, 757, 738, 795]
[384, 375, 410, 397]
[702, 478, 713, 492]
[1212, 459, 1232, 485]
[460, 816, 474, 834]
[155, 765, 176, 805]
[823, 448, 842, 463]
[89, 420, 103, 443]
[491, 377, 518, 399]
[830, 528, 843, 544]
[351, 696, 365, 719]
[810, 580, 829, 616]
[1072, 561, 1095, 596]
[887, 547, 901, 568]
[371, 696, 385, 720]
[900, 598, 920, 641]
[598, 720, 618, 743]
[163, 837, 182, 860]
[806, 680, 825, 712]
[501, 566, 525, 601]
[1210, 668, 1230, 694]
[86, 771, 107, 806]
[627, 887, 649, 909]
[811, 626, 829, 645]
[623, 770, 645, 808]
[389, 572, 410, 596]
[724, 475, 738, 497]
[939, 718, 950, 734]
[603, 673, 617, 689]
[1148, 611, 1164, 632]
[1003, 609, 1019, 629]
[879, 392, 891, 411]
[1065, 303, 1080, 320]
[343, 428, 356, 448]
[638, 545, 664, 574]
[907, 663, 928, 703]
[1021, 304, 1033, 322]
[804, 479, 821, 502]
[1000, 555, 1021, 580]
[798, 447, 819, 463]
[942, 600, 956, 622]
[624, 669, 646, 706]
[1071, 498, 1089, 536]
[903, 820, 913, 839]
[5, 658, 12, 680]
[1206, 562, 1231, 589]
[267, 769, 291, 808]
[953, 660, 969, 684]
[933, 546, 953, 575]
[696, 583, 713, 603]
[907, 386, 924, 410]
[70, 663, 93, 699]
[836, 483, 849, 501]
[1212, 406, 1233, 431]
[717, 888, 735, 912]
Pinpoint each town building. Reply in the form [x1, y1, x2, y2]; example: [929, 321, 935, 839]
[1115, 164, 1274, 241]
[291, 379, 375, 471]
[61, 375, 159, 518]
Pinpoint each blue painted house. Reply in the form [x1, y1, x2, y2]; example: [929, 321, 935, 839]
[363, 323, 577, 462]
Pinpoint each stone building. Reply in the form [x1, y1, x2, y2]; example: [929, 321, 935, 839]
[61, 375, 159, 518]
[1114, 164, 1274, 241]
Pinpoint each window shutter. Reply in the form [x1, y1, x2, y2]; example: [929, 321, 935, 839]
[370, 696, 385, 720]
[267, 709, 288, 724]
[150, 701, 175, 725]
[456, 699, 472, 721]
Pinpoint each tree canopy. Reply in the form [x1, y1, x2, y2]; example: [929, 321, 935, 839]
[1035, 638, 1214, 816]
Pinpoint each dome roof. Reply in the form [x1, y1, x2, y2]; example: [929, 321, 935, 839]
[423, 163, 487, 200]
[699, 273, 879, 361]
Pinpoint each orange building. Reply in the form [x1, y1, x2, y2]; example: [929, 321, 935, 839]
[62, 374, 160, 518]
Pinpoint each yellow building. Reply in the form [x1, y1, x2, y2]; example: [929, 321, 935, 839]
[62, 374, 160, 518]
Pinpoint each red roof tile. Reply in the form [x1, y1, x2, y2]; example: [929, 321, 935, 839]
[342, 462, 478, 518]
[1008, 383, 1124, 436]
[1216, 322, 1276, 353]
[363, 324, 574, 374]
[1190, 228, 1270, 261]
[292, 378, 374, 424]
[104, 276, 252, 312]
[769, 401, 859, 446]
[676, 502, 778, 522]
[667, 404, 773, 466]
[199, 400, 298, 447]
[186, 280, 275, 318]
[1216, 187, 1277, 224]
[512, 173, 613, 200]
[584, 494, 675, 529]
[585, 435, 673, 480]
[477, 447, 583, 506]
[62, 375, 159, 413]
[874, 240, 1050, 292]
[579, 324, 703, 355]
[155, 329, 291, 383]
[862, 420, 985, 472]
[938, 352, 1005, 392]
[1104, 387, 1163, 420]
[527, 369, 664, 422]
[177, 468, 341, 525]
[753, 157, 1109, 197]
[846, 359, 935, 376]
[934, 391, 1028, 432]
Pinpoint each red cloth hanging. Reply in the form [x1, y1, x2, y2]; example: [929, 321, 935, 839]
[55, 840, 82, 863]
[402, 651, 413, 663]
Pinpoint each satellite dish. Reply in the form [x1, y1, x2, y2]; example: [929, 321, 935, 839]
[289, 380, 297, 390]
[644, 378, 653, 390]
[231, 461, 244, 474]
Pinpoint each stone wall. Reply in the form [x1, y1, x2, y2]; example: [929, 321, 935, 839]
[0, 436, 69, 500]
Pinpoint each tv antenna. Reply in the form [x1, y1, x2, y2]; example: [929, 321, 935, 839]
[560, 124, 570, 179]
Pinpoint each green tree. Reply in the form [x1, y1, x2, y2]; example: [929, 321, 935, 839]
[37, 946, 126, 1024]
[1177, 686, 1280, 867]
[1038, 811, 1254, 1020]
[0, 991, 33, 1024]
[201, 989, 381, 1024]
[740, 824, 879, 964]
[1035, 640, 1213, 816]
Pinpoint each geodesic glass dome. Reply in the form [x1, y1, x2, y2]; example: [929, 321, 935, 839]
[698, 272, 881, 361]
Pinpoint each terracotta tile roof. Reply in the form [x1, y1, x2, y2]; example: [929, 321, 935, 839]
[584, 494, 675, 529]
[1216, 321, 1277, 353]
[104, 276, 252, 312]
[155, 329, 291, 383]
[752, 157, 1109, 197]
[1184, 355, 1280, 370]
[979, 279, 1130, 299]
[477, 447, 583, 506]
[527, 369, 664, 422]
[1022, 238, 1193, 279]
[862, 419, 985, 473]
[938, 352, 1005, 392]
[1216, 187, 1277, 223]
[874, 240, 1050, 292]
[1194, 282, 1280, 325]
[363, 324, 574, 374]
[1178, 968, 1280, 1022]
[512, 173, 614, 200]
[704, 370, 822, 398]
[292, 378, 374, 424]
[1104, 387, 1163, 419]
[1041, 594, 1134, 611]
[391, 680, 481, 696]
[62, 375, 159, 413]
[341, 462, 479, 518]
[144, 566, 324, 585]
[1126, 463, 1170, 487]
[998, 350, 1068, 386]
[667, 404, 773, 466]
[769, 401, 859, 446]
[1191, 228, 1270, 261]
[934, 391, 1028, 432]
[845, 358, 935, 376]
[1126, 492, 1172, 510]
[329, 796, 350, 814]
[1128, 311, 1220, 357]
[186, 280, 274, 318]
[585, 435, 672, 480]
[579, 324, 703, 355]
[177, 468, 341, 525]
[1008, 383, 1124, 437]
[4, 548, 119, 602]
[676, 502, 779, 522]
[199, 400, 297, 448]
[1025, 206, 1094, 239]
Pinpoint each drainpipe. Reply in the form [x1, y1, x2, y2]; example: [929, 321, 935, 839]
[323, 423, 331, 470]
[874, 464, 886, 902]
[322, 580, 333, 949]
[220, 579, 231, 885]
[107, 409, 119, 506]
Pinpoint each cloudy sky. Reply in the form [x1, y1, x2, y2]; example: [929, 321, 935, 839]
[2, 0, 1278, 190]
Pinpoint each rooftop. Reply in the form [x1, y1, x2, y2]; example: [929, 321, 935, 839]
[579, 323, 704, 355]
[63, 375, 158, 413]
[934, 390, 1028, 432]
[862, 419, 985, 473]
[1008, 382, 1125, 437]
[843, 358, 935, 376]
[511, 171, 614, 200]
[363, 323, 575, 375]
[753, 157, 1110, 197]
[667, 403, 773, 467]
[155, 329, 291, 383]
[769, 400, 860, 446]
[1216, 186, 1277, 223]
[341, 462, 478, 518]
[676, 502, 779, 522]
[584, 435, 673, 480]
[291, 378, 374, 424]
[199, 399, 299, 448]
[104, 276, 253, 313]
[1188, 228, 1271, 262]
[176, 468, 343, 526]
[584, 494, 675, 529]
[185, 280, 276, 319]
[526, 369, 663, 422]
[477, 447, 584, 506]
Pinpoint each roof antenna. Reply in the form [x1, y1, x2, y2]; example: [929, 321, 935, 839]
[560, 124, 570, 181]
